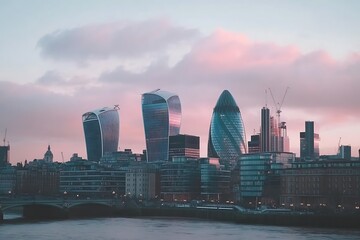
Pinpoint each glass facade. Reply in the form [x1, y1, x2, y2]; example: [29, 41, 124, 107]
[207, 90, 246, 169]
[82, 107, 119, 162]
[160, 158, 200, 201]
[60, 160, 125, 197]
[142, 89, 181, 162]
[300, 121, 320, 160]
[239, 152, 295, 205]
[169, 134, 200, 160]
[199, 158, 231, 202]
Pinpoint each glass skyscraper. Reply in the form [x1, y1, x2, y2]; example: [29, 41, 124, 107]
[82, 106, 119, 162]
[207, 90, 246, 168]
[142, 89, 181, 162]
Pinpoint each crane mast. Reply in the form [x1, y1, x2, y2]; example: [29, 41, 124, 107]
[268, 87, 289, 151]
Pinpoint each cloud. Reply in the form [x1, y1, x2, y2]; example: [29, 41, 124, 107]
[37, 18, 199, 62]
[36, 70, 99, 95]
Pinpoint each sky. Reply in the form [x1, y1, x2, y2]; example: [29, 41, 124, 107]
[1, 0, 360, 163]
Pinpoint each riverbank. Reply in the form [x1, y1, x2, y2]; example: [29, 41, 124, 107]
[139, 207, 360, 229]
[2, 204, 360, 229]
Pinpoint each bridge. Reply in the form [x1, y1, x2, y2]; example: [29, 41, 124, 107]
[0, 197, 125, 221]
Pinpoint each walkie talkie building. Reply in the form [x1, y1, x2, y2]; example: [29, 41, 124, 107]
[207, 90, 246, 168]
[82, 106, 119, 162]
[142, 89, 181, 162]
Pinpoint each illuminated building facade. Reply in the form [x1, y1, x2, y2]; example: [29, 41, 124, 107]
[82, 106, 119, 162]
[208, 90, 246, 168]
[142, 89, 181, 162]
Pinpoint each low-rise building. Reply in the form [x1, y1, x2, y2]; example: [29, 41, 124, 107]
[280, 160, 360, 211]
[125, 163, 158, 200]
[60, 159, 125, 198]
[199, 158, 231, 202]
[160, 157, 200, 201]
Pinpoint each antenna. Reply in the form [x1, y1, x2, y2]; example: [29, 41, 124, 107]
[265, 89, 268, 107]
[61, 152, 65, 163]
[3, 128, 7, 146]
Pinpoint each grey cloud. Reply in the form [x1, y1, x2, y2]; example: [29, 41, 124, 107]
[37, 18, 199, 62]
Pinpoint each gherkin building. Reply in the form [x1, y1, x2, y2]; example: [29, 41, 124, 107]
[207, 90, 247, 168]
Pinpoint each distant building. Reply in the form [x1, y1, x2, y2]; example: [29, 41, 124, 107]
[248, 134, 260, 153]
[142, 89, 181, 162]
[15, 160, 60, 196]
[339, 145, 351, 160]
[60, 159, 125, 198]
[208, 90, 247, 169]
[260, 107, 271, 152]
[169, 134, 200, 160]
[0, 145, 10, 167]
[82, 106, 119, 162]
[125, 163, 158, 200]
[280, 160, 360, 211]
[43, 145, 53, 163]
[238, 152, 295, 206]
[0, 165, 16, 195]
[199, 158, 231, 202]
[300, 121, 320, 161]
[100, 149, 143, 167]
[160, 157, 200, 201]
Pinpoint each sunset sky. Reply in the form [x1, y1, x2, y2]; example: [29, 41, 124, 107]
[1, 1, 360, 163]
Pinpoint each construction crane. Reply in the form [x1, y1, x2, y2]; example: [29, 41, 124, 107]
[269, 87, 290, 151]
[337, 137, 342, 155]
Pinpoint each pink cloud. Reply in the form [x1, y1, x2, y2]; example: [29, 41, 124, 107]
[181, 29, 299, 71]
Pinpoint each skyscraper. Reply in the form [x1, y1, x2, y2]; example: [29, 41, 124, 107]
[300, 121, 320, 160]
[82, 106, 119, 162]
[142, 89, 181, 162]
[260, 107, 271, 152]
[207, 90, 246, 168]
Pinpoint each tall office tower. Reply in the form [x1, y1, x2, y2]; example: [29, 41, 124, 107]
[82, 106, 119, 162]
[0, 145, 10, 166]
[260, 107, 271, 152]
[300, 121, 320, 161]
[270, 116, 279, 152]
[169, 134, 200, 160]
[207, 90, 246, 169]
[142, 89, 181, 162]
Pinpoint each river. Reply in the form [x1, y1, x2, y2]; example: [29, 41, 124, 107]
[1, 214, 360, 240]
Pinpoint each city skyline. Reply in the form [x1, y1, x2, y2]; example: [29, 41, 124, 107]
[0, 1, 360, 163]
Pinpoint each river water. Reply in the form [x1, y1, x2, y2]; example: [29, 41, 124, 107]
[1, 215, 360, 240]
